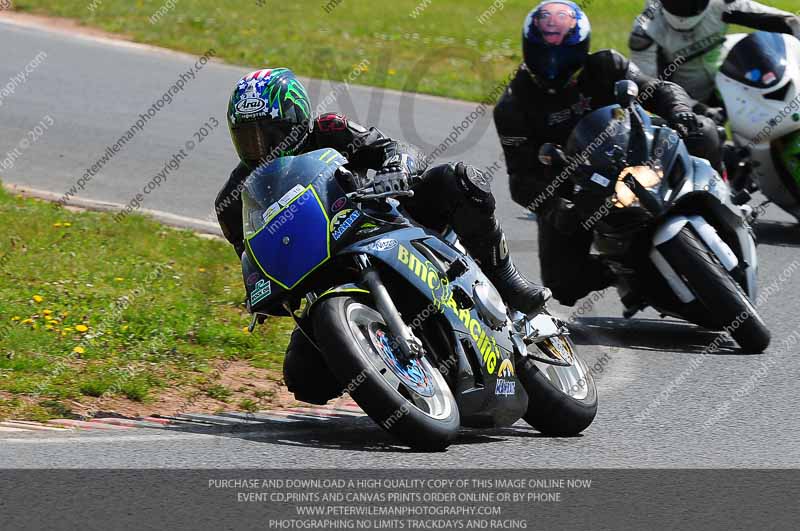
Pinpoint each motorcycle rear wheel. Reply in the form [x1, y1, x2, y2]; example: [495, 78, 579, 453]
[518, 336, 598, 436]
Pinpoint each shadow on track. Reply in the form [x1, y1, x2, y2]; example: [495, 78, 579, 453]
[569, 317, 743, 355]
[754, 220, 800, 247]
[125, 413, 562, 454]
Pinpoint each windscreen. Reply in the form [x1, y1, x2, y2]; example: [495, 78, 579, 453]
[720, 31, 787, 89]
[566, 105, 633, 180]
[242, 150, 346, 238]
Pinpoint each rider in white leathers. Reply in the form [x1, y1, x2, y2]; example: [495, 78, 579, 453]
[629, 0, 800, 121]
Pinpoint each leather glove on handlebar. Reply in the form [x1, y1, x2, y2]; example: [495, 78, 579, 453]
[374, 153, 418, 194]
[373, 165, 411, 193]
[669, 111, 701, 139]
[694, 104, 727, 127]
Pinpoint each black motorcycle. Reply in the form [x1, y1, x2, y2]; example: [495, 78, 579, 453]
[240, 148, 597, 450]
[539, 81, 770, 353]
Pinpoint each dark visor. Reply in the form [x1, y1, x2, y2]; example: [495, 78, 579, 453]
[232, 120, 305, 165]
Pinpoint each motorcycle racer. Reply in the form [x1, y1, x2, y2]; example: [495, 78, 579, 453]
[216, 68, 550, 403]
[629, 0, 800, 120]
[494, 1, 721, 306]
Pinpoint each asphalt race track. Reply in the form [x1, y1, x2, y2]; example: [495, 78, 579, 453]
[2, 18, 800, 468]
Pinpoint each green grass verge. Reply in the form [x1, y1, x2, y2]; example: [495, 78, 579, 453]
[13, 0, 797, 103]
[0, 184, 293, 421]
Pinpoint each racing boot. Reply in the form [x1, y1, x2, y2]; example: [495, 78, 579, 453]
[463, 221, 551, 316]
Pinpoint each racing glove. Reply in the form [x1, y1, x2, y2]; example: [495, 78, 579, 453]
[373, 154, 416, 194]
[694, 103, 727, 127]
[668, 111, 701, 139]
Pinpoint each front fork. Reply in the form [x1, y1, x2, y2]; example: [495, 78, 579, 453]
[354, 254, 423, 363]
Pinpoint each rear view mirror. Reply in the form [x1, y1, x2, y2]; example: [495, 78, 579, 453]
[538, 143, 567, 167]
[614, 80, 639, 108]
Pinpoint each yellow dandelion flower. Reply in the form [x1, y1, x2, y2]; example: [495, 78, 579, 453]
[63, 223, 72, 227]
[114, 277, 124, 282]
[45, 324, 54, 330]
[388, 69, 397, 76]
[43, 309, 52, 315]
[32, 295, 44, 303]
[198, 268, 207, 273]
[53, 223, 62, 228]
[11, 316, 20, 321]
[73, 346, 85, 354]
[75, 324, 89, 333]
[63, 327, 73, 332]
[21, 318, 34, 325]
[242, 326, 251, 334]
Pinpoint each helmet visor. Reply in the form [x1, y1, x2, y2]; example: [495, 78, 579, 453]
[662, 0, 709, 17]
[231, 120, 306, 167]
[526, 43, 587, 85]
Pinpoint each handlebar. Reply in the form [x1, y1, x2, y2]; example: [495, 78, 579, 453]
[346, 188, 415, 202]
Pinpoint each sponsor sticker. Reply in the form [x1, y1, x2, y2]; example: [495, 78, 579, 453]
[746, 69, 762, 83]
[357, 222, 382, 236]
[495, 379, 516, 396]
[331, 197, 347, 212]
[397, 243, 502, 374]
[246, 272, 261, 287]
[278, 184, 306, 207]
[330, 209, 361, 241]
[236, 98, 267, 115]
[497, 358, 515, 378]
[250, 279, 272, 305]
[262, 202, 282, 223]
[368, 238, 398, 252]
[590, 173, 610, 187]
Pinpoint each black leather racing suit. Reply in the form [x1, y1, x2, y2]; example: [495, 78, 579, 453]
[494, 49, 720, 306]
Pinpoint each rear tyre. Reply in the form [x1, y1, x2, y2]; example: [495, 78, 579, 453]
[659, 227, 770, 353]
[518, 336, 598, 436]
[312, 296, 460, 450]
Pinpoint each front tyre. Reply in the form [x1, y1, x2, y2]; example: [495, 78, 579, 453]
[518, 336, 598, 436]
[659, 227, 771, 353]
[312, 296, 460, 451]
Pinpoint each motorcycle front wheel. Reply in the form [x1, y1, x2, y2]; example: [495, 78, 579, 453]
[659, 227, 771, 353]
[312, 296, 460, 451]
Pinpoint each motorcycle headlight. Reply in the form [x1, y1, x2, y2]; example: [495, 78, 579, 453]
[613, 166, 663, 208]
